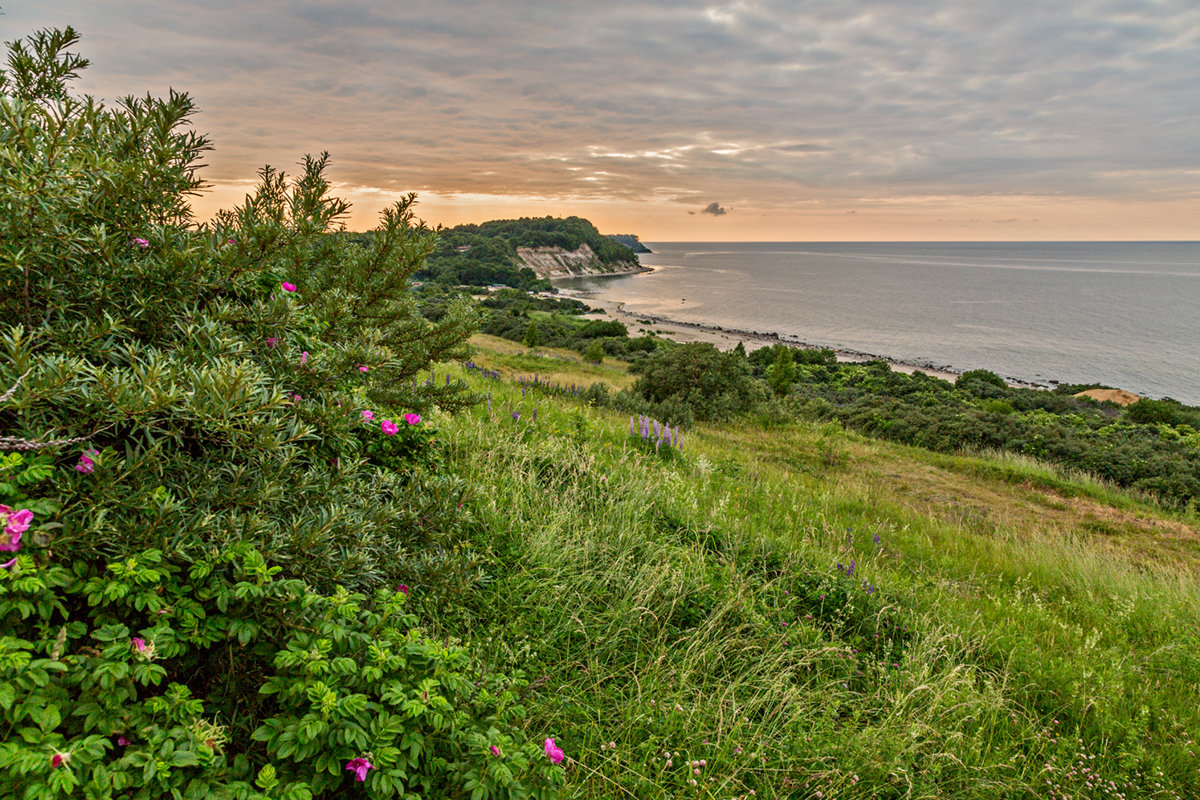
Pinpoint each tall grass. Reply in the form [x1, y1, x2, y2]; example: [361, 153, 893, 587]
[421, 356, 1199, 798]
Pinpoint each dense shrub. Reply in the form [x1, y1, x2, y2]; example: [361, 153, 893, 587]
[0, 27, 562, 798]
[629, 342, 765, 422]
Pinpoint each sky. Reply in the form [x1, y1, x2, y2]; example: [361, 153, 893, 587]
[4, 1, 1198, 240]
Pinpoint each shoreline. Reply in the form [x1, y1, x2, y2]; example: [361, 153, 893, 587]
[551, 277, 1048, 389]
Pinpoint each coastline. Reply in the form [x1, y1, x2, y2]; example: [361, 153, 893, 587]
[551, 275, 1047, 389]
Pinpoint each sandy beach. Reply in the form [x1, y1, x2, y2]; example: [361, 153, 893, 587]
[550, 287, 968, 384]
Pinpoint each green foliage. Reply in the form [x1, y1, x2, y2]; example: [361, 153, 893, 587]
[582, 341, 604, 365]
[0, 26, 561, 799]
[765, 345, 797, 396]
[521, 321, 540, 350]
[629, 342, 765, 422]
[0, 546, 564, 799]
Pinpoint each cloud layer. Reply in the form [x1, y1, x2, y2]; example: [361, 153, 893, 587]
[4, 1, 1198, 237]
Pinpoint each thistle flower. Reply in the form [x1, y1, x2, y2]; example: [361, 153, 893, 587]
[345, 757, 373, 781]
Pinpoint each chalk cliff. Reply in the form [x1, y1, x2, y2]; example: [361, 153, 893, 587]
[515, 244, 645, 279]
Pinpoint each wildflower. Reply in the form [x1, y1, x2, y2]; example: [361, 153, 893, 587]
[404, 413, 420, 425]
[75, 453, 95, 474]
[281, 281, 297, 292]
[2, 506, 32, 539]
[131, 638, 148, 654]
[381, 420, 399, 435]
[362, 410, 374, 420]
[226, 237, 236, 245]
[544, 738, 564, 764]
[609, 741, 616, 750]
[345, 757, 373, 781]
[359, 365, 369, 372]
[300, 351, 308, 366]
[397, 584, 409, 595]
[51, 752, 68, 769]
[0, 506, 31, 552]
[490, 745, 501, 756]
[132, 237, 150, 248]
[266, 337, 278, 348]
[117, 736, 130, 746]
[0, 558, 15, 570]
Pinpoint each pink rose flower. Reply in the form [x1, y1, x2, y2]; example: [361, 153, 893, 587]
[281, 281, 297, 292]
[381, 420, 399, 436]
[490, 745, 501, 756]
[345, 757, 374, 782]
[362, 410, 374, 420]
[404, 413, 420, 426]
[75, 454, 95, 474]
[117, 736, 130, 747]
[1, 557, 15, 570]
[544, 738, 564, 764]
[0, 507, 31, 553]
[359, 365, 369, 372]
[51, 753, 67, 768]
[397, 584, 409, 595]
[132, 238, 150, 248]
[131, 638, 148, 653]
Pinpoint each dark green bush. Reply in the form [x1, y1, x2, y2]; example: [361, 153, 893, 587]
[0, 27, 563, 798]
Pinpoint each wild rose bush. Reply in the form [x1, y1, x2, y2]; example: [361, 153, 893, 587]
[0, 27, 559, 798]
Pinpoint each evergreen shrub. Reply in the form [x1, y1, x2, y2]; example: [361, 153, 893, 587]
[0, 27, 562, 798]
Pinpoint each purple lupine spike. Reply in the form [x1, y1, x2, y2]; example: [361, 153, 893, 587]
[512, 410, 520, 422]
[446, 375, 450, 385]
[533, 408, 538, 422]
[522, 386, 527, 397]
[631, 417, 636, 436]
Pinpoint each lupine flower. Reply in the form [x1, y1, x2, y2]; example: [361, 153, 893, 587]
[281, 281, 297, 292]
[300, 351, 308, 365]
[359, 365, 369, 372]
[266, 337, 278, 348]
[381, 420, 399, 435]
[544, 738, 564, 764]
[345, 758, 373, 782]
[397, 584, 409, 595]
[132, 238, 150, 248]
[362, 410, 374, 420]
[490, 745, 501, 756]
[404, 413, 420, 425]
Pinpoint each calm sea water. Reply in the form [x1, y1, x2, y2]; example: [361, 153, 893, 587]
[560, 242, 1200, 405]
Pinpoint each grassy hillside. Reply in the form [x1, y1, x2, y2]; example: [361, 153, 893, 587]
[417, 338, 1200, 799]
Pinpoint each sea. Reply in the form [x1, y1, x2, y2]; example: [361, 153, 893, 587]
[557, 242, 1200, 405]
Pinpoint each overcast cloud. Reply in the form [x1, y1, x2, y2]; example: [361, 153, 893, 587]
[3, 1, 1197, 237]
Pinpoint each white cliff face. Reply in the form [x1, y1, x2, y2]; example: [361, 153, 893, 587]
[514, 244, 642, 278]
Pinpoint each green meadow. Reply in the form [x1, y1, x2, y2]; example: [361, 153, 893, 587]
[415, 341, 1200, 798]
